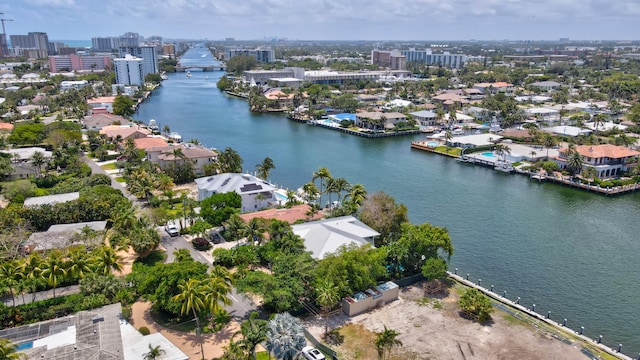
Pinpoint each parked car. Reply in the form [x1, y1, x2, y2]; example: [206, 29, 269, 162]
[165, 224, 179, 237]
[302, 346, 325, 360]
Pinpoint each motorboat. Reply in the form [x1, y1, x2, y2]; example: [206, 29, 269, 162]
[186, 71, 191, 77]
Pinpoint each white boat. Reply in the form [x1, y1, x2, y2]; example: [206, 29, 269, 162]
[186, 71, 191, 77]
[169, 132, 182, 143]
[148, 119, 159, 131]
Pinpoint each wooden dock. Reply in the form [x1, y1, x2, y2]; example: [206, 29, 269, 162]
[529, 174, 639, 196]
[311, 122, 421, 138]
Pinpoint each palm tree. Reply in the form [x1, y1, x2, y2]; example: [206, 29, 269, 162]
[265, 313, 306, 360]
[0, 261, 23, 307]
[344, 183, 367, 211]
[255, 157, 275, 181]
[284, 189, 298, 208]
[301, 182, 319, 206]
[494, 144, 511, 163]
[172, 279, 208, 360]
[333, 177, 351, 205]
[592, 113, 608, 136]
[374, 326, 403, 360]
[244, 218, 265, 246]
[40, 251, 68, 298]
[93, 245, 124, 275]
[582, 166, 597, 185]
[30, 150, 46, 177]
[143, 344, 165, 360]
[542, 133, 557, 160]
[67, 246, 93, 280]
[315, 279, 341, 336]
[0, 339, 26, 360]
[566, 148, 584, 178]
[312, 167, 332, 207]
[162, 125, 171, 136]
[444, 129, 453, 154]
[239, 312, 268, 360]
[223, 214, 246, 242]
[324, 177, 338, 211]
[21, 253, 43, 302]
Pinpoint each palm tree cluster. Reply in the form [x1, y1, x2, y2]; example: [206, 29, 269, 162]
[171, 265, 234, 360]
[305, 167, 367, 216]
[0, 245, 123, 305]
[123, 162, 175, 202]
[219, 311, 268, 360]
[107, 203, 161, 259]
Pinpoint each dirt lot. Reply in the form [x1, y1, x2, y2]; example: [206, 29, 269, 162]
[306, 282, 588, 360]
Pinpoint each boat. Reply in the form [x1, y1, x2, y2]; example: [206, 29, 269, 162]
[148, 119, 159, 131]
[169, 132, 182, 143]
[186, 71, 191, 77]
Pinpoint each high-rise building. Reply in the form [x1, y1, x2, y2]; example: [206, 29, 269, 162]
[114, 54, 144, 85]
[371, 49, 406, 70]
[9, 32, 50, 55]
[225, 48, 275, 63]
[49, 54, 111, 72]
[118, 46, 158, 77]
[400, 48, 467, 69]
[92, 37, 120, 51]
[119, 32, 140, 47]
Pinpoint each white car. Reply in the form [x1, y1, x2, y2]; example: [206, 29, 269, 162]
[302, 346, 325, 360]
[165, 224, 179, 237]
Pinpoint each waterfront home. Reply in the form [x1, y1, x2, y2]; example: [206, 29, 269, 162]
[100, 125, 151, 141]
[147, 144, 217, 176]
[446, 133, 503, 149]
[195, 173, 277, 213]
[82, 113, 131, 131]
[133, 136, 168, 150]
[355, 111, 407, 130]
[431, 92, 469, 108]
[291, 215, 379, 260]
[555, 144, 639, 178]
[264, 89, 294, 110]
[525, 107, 559, 122]
[410, 110, 438, 127]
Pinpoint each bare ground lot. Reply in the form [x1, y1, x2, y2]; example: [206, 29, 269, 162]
[306, 281, 589, 360]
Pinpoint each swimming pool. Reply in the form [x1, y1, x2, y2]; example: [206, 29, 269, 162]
[274, 191, 288, 201]
[481, 152, 496, 157]
[427, 141, 439, 147]
[17, 342, 33, 351]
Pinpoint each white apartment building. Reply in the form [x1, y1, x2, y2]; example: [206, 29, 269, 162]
[118, 46, 158, 77]
[114, 55, 144, 86]
[401, 48, 467, 69]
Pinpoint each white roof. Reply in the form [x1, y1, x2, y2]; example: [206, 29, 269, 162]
[445, 112, 474, 121]
[584, 121, 627, 132]
[2, 147, 52, 160]
[525, 107, 558, 115]
[292, 215, 379, 260]
[409, 110, 436, 117]
[24, 192, 80, 207]
[121, 321, 188, 360]
[450, 133, 503, 146]
[195, 173, 276, 196]
[543, 126, 592, 137]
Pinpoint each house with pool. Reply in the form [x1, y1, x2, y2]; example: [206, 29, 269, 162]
[554, 144, 639, 178]
[195, 173, 278, 213]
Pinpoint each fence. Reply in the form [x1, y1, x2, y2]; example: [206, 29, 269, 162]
[448, 270, 634, 360]
[304, 328, 339, 360]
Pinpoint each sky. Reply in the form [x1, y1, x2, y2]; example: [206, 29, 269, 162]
[4, 0, 640, 41]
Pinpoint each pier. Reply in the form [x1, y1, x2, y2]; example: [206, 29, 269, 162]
[529, 173, 639, 196]
[312, 121, 421, 138]
[175, 65, 225, 72]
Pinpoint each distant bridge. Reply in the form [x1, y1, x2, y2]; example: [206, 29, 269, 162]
[175, 65, 226, 72]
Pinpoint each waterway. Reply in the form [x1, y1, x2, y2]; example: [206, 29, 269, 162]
[136, 46, 640, 356]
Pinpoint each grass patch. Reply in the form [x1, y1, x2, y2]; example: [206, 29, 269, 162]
[256, 352, 270, 360]
[433, 146, 462, 157]
[416, 297, 443, 309]
[114, 176, 125, 183]
[100, 163, 117, 170]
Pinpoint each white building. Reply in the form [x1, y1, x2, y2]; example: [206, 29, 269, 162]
[195, 173, 277, 213]
[60, 80, 88, 92]
[226, 47, 275, 63]
[114, 54, 144, 86]
[401, 48, 467, 69]
[118, 46, 158, 77]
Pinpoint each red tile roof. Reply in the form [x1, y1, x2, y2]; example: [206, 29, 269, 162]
[562, 144, 640, 159]
[133, 137, 168, 150]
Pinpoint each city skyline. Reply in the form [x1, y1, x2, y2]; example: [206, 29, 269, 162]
[4, 0, 640, 41]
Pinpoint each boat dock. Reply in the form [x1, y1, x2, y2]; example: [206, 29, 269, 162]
[529, 173, 639, 196]
[313, 121, 421, 138]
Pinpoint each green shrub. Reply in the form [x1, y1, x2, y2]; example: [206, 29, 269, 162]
[138, 326, 150, 335]
[212, 247, 234, 267]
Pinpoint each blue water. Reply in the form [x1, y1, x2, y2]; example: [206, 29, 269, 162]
[17, 341, 33, 350]
[135, 46, 640, 355]
[481, 152, 496, 157]
[427, 141, 439, 147]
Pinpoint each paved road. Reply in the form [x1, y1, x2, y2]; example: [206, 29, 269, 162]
[82, 155, 137, 202]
